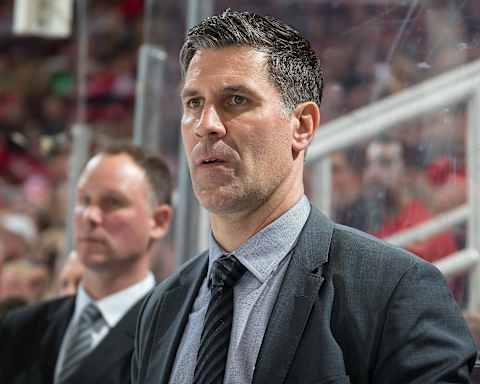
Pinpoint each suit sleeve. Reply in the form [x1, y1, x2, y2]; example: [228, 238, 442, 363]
[372, 261, 477, 383]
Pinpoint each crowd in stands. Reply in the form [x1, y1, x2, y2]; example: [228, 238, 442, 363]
[0, 0, 153, 312]
[0, 0, 478, 321]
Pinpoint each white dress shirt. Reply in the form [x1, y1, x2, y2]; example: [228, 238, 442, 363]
[54, 272, 155, 381]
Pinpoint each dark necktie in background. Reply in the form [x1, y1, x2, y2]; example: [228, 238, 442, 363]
[193, 254, 247, 384]
[56, 302, 103, 383]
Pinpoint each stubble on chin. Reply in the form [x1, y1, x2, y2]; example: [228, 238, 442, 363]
[195, 178, 271, 217]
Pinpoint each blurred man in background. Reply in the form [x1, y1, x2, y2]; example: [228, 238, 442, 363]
[0, 212, 37, 263]
[331, 147, 370, 232]
[0, 213, 50, 305]
[363, 135, 457, 263]
[0, 143, 173, 384]
[0, 259, 51, 303]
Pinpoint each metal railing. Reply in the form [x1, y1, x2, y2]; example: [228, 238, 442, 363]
[306, 58, 480, 310]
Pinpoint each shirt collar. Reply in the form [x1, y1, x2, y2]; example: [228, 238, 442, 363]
[74, 272, 155, 327]
[208, 196, 311, 284]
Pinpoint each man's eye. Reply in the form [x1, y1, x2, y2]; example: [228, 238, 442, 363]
[77, 195, 90, 206]
[228, 95, 247, 106]
[186, 98, 202, 109]
[102, 197, 124, 210]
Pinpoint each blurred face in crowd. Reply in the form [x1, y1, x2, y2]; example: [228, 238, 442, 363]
[331, 151, 362, 209]
[181, 47, 313, 216]
[74, 153, 166, 274]
[57, 251, 85, 296]
[0, 243, 4, 276]
[363, 141, 405, 204]
[0, 228, 30, 262]
[0, 260, 50, 303]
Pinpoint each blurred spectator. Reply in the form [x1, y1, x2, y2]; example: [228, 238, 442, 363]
[0, 241, 4, 278]
[363, 136, 457, 263]
[426, 3, 467, 76]
[56, 250, 85, 297]
[330, 147, 370, 232]
[320, 82, 346, 123]
[39, 95, 69, 136]
[0, 212, 37, 262]
[426, 154, 467, 214]
[0, 259, 51, 303]
[422, 107, 468, 216]
[37, 227, 65, 269]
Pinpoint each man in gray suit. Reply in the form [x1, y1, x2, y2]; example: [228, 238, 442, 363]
[132, 10, 476, 384]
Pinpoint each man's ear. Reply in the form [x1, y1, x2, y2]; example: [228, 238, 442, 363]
[150, 204, 173, 240]
[292, 101, 320, 154]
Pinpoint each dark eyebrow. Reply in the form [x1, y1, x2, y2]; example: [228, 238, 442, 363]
[181, 88, 198, 100]
[181, 84, 255, 100]
[222, 85, 252, 94]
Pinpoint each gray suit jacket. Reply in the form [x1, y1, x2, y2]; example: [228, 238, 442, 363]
[132, 207, 476, 383]
[0, 294, 143, 384]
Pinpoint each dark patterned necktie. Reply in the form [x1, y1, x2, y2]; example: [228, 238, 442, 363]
[56, 302, 103, 383]
[193, 254, 247, 384]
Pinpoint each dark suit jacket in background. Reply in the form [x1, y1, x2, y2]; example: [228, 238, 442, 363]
[132, 207, 476, 384]
[0, 294, 143, 384]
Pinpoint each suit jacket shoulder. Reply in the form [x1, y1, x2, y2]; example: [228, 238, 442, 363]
[132, 253, 208, 384]
[1, 290, 149, 384]
[291, 207, 477, 383]
[0, 296, 74, 384]
[0, 295, 73, 330]
[330, 220, 421, 279]
[133, 206, 477, 384]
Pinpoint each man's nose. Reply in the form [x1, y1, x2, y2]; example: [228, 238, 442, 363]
[194, 104, 226, 138]
[82, 205, 102, 224]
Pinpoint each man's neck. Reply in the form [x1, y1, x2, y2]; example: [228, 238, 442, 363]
[83, 263, 149, 300]
[210, 188, 304, 252]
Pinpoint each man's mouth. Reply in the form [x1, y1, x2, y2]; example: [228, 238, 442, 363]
[79, 237, 104, 243]
[202, 158, 225, 165]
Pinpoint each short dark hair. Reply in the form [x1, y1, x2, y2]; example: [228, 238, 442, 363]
[96, 143, 174, 206]
[180, 9, 324, 112]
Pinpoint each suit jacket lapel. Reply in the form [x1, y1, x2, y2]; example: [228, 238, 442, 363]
[146, 253, 209, 383]
[68, 298, 144, 384]
[42, 297, 75, 383]
[253, 207, 333, 384]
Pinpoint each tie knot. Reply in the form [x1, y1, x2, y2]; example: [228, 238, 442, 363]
[80, 302, 102, 324]
[209, 254, 246, 290]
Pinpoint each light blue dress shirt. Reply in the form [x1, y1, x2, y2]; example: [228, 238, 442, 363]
[169, 196, 311, 384]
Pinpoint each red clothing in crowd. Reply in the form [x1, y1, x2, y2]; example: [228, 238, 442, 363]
[374, 199, 457, 263]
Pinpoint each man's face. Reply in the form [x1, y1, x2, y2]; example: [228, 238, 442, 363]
[331, 152, 360, 208]
[0, 261, 50, 302]
[181, 47, 297, 214]
[57, 251, 85, 296]
[363, 141, 405, 201]
[74, 154, 155, 271]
